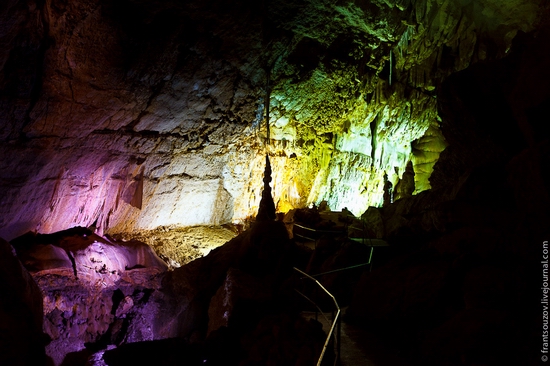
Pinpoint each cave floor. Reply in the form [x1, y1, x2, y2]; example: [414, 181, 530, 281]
[303, 310, 411, 366]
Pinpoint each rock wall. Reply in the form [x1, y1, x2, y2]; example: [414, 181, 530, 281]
[346, 28, 550, 365]
[1, 0, 547, 238]
[0, 237, 48, 366]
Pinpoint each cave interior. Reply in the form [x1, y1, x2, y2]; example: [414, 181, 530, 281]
[1, 0, 549, 365]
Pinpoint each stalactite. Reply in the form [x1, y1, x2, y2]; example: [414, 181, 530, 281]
[395, 25, 416, 65]
[389, 49, 393, 86]
[265, 69, 271, 143]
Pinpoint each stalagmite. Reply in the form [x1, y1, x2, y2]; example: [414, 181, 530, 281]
[256, 154, 276, 221]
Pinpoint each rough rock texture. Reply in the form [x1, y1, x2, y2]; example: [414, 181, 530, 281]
[111, 225, 237, 268]
[2, 0, 548, 238]
[0, 237, 48, 366]
[10, 228, 169, 366]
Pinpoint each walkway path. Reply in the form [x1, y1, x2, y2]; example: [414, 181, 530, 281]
[303, 310, 411, 366]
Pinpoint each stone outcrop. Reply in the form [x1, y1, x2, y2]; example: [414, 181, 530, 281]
[347, 172, 542, 364]
[155, 219, 327, 366]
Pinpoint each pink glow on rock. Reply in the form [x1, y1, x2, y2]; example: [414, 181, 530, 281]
[12, 228, 169, 365]
[17, 230, 168, 285]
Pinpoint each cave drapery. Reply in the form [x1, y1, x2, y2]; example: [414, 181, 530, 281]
[0, 0, 548, 239]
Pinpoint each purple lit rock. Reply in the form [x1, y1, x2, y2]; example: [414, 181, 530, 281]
[11, 228, 169, 365]
[13, 228, 167, 283]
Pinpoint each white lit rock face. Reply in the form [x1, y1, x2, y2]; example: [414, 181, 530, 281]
[0, 0, 546, 238]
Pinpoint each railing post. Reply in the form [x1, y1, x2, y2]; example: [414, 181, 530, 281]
[337, 314, 341, 365]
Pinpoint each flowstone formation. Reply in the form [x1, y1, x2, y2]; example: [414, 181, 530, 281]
[261, 0, 542, 214]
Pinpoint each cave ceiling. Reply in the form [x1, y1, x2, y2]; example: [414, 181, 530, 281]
[0, 0, 547, 239]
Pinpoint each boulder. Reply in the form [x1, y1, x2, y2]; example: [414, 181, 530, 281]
[355, 206, 385, 239]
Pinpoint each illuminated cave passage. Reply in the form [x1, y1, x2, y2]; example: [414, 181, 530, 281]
[1, 0, 549, 365]
[0, 0, 545, 236]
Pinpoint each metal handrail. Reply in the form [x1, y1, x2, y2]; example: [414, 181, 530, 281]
[294, 267, 340, 366]
[310, 262, 370, 277]
[293, 223, 346, 235]
[294, 289, 332, 326]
